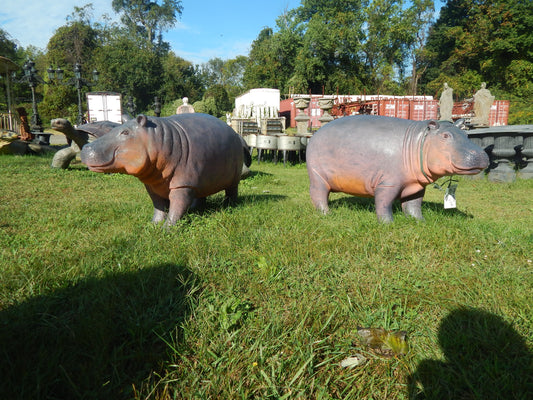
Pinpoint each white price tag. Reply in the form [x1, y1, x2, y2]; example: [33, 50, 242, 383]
[444, 184, 457, 209]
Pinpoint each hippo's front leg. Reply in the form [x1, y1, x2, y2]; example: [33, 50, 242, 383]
[145, 184, 169, 223]
[401, 189, 425, 221]
[166, 187, 196, 226]
[374, 185, 401, 223]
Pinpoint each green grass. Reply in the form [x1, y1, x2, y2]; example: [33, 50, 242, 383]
[0, 152, 532, 399]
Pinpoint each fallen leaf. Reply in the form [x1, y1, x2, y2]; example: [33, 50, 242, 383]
[340, 353, 367, 368]
[357, 327, 408, 356]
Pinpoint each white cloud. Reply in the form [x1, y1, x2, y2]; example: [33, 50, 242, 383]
[0, 0, 115, 49]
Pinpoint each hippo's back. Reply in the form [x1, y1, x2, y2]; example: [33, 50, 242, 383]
[307, 115, 418, 161]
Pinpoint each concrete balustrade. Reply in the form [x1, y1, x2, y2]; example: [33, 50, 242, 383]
[468, 125, 533, 182]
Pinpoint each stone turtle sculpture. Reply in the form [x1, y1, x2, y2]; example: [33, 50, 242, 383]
[306, 115, 489, 222]
[80, 113, 252, 226]
[50, 118, 120, 169]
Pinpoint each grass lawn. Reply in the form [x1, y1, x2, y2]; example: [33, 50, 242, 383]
[0, 151, 532, 399]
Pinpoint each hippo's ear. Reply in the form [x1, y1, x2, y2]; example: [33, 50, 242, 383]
[427, 120, 440, 131]
[136, 114, 148, 127]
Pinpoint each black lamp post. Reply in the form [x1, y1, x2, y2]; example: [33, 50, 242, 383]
[153, 96, 161, 117]
[127, 96, 136, 116]
[48, 62, 99, 126]
[18, 60, 44, 132]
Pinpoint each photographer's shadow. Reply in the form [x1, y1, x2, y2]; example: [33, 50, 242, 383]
[0, 263, 197, 399]
[409, 307, 533, 399]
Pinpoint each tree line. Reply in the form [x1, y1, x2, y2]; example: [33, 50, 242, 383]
[1, 0, 532, 125]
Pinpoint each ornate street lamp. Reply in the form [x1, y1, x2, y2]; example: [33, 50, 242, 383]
[126, 96, 136, 116]
[49, 62, 99, 126]
[15, 60, 45, 132]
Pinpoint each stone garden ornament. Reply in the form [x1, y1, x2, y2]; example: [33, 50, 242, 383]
[50, 118, 120, 169]
[80, 113, 252, 227]
[306, 115, 489, 223]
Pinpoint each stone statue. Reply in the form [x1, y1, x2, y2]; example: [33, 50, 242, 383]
[81, 114, 252, 227]
[176, 97, 195, 114]
[439, 83, 453, 122]
[306, 116, 489, 223]
[16, 107, 34, 142]
[472, 82, 494, 127]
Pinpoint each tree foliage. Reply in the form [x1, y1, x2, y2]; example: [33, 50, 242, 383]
[3, 0, 532, 124]
[422, 0, 533, 122]
[111, 0, 182, 48]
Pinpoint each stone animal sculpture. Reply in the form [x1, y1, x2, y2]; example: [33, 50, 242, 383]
[50, 118, 120, 169]
[306, 115, 489, 222]
[80, 113, 252, 227]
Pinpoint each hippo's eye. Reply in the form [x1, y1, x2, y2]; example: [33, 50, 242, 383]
[442, 132, 451, 139]
[120, 130, 129, 136]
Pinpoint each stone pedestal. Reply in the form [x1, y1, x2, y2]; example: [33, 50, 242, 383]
[294, 97, 310, 135]
[318, 97, 334, 126]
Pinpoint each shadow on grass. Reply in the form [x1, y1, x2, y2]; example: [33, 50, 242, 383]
[329, 197, 472, 219]
[0, 263, 197, 399]
[408, 307, 533, 399]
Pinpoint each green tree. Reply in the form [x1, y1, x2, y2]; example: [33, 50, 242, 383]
[422, 0, 533, 122]
[423, 0, 533, 93]
[159, 52, 203, 104]
[359, 0, 417, 93]
[40, 4, 100, 122]
[111, 0, 183, 48]
[291, 0, 365, 93]
[92, 31, 164, 112]
[405, 0, 435, 95]
[203, 84, 232, 117]
[0, 28, 19, 61]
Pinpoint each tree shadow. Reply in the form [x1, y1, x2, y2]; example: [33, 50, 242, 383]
[408, 307, 533, 399]
[329, 197, 471, 219]
[0, 263, 198, 399]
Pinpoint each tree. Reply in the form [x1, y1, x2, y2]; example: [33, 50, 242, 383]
[423, 0, 533, 93]
[159, 52, 203, 104]
[359, 0, 418, 93]
[291, 0, 366, 93]
[92, 32, 164, 112]
[111, 0, 183, 48]
[0, 28, 19, 61]
[422, 0, 533, 122]
[405, 0, 435, 95]
[40, 4, 100, 121]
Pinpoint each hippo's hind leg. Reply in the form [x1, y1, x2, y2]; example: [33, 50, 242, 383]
[308, 168, 331, 214]
[401, 189, 425, 221]
[166, 187, 196, 226]
[224, 185, 239, 206]
[145, 184, 169, 224]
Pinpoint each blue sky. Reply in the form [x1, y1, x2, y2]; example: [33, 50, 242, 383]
[1, 0, 302, 64]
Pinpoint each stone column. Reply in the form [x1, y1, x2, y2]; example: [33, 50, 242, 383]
[488, 134, 519, 182]
[518, 135, 533, 179]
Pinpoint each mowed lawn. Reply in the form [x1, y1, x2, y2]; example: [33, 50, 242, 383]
[0, 151, 531, 399]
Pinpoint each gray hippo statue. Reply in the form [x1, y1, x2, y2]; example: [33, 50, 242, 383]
[80, 113, 252, 226]
[306, 115, 489, 222]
